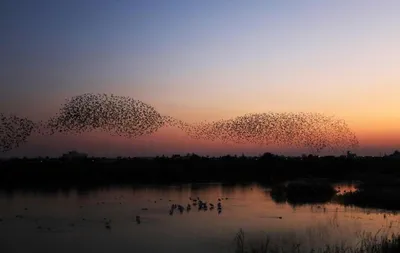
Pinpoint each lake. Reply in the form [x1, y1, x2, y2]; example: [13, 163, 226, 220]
[0, 183, 399, 253]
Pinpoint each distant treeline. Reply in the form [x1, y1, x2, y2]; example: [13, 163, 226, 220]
[1, 152, 400, 189]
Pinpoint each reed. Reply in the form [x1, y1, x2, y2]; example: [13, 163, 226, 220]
[233, 229, 400, 253]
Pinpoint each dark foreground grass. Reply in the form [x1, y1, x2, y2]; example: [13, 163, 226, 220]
[234, 229, 400, 253]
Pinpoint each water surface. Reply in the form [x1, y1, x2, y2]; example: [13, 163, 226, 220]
[0, 183, 399, 253]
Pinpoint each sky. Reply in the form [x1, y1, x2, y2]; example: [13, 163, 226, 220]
[1, 0, 400, 157]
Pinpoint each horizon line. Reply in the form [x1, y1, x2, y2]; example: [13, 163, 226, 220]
[3, 150, 400, 160]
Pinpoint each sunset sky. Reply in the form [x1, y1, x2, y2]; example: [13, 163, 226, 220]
[1, 0, 399, 157]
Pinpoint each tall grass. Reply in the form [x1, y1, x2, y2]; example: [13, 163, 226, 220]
[233, 229, 400, 253]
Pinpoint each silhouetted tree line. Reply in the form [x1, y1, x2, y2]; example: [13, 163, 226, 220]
[1, 151, 400, 189]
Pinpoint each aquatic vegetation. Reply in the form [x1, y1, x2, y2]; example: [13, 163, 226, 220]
[335, 180, 400, 211]
[270, 180, 337, 206]
[234, 229, 400, 253]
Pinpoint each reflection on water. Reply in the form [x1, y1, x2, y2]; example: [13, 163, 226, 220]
[0, 183, 399, 253]
[335, 183, 359, 195]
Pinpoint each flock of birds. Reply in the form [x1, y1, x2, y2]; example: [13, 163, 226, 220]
[168, 196, 225, 216]
[2, 194, 393, 232]
[0, 113, 36, 153]
[0, 195, 229, 231]
[1, 93, 359, 153]
[112, 196, 228, 230]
